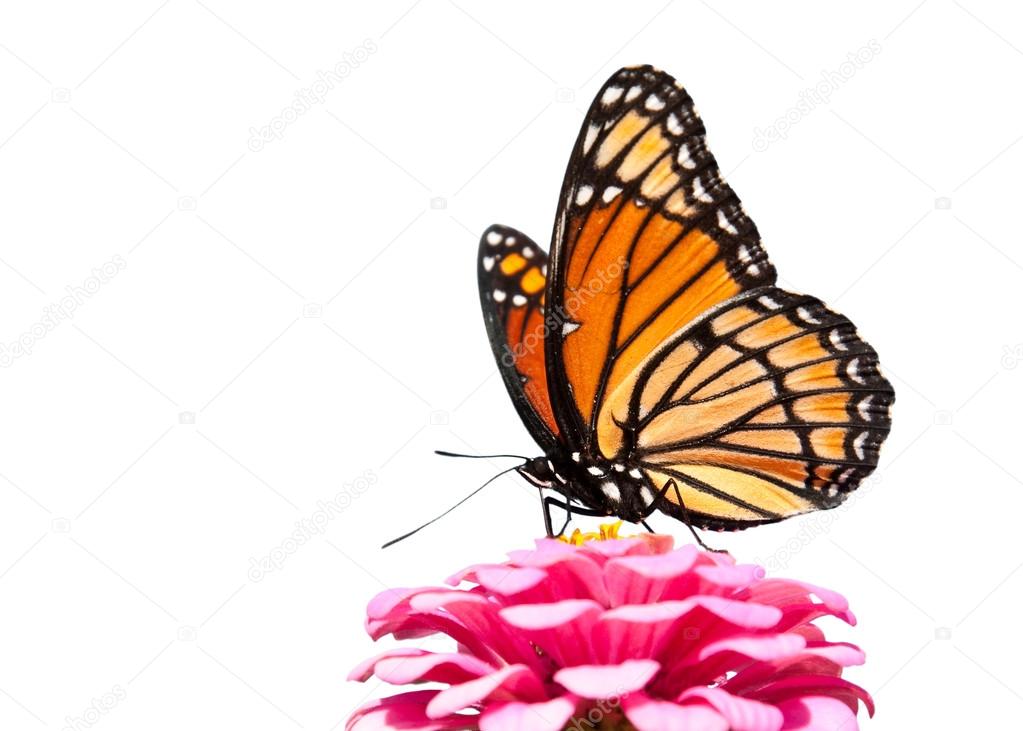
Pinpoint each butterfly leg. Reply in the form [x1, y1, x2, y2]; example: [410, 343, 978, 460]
[644, 479, 723, 552]
[542, 494, 606, 537]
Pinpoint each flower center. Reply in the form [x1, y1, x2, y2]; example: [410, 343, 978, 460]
[557, 520, 627, 544]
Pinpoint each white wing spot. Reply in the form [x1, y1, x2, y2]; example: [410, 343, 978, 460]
[645, 94, 665, 111]
[625, 85, 642, 102]
[562, 321, 580, 336]
[748, 264, 762, 276]
[717, 208, 738, 234]
[613, 463, 625, 472]
[601, 86, 623, 106]
[829, 330, 848, 351]
[628, 467, 643, 479]
[522, 246, 534, 259]
[505, 236, 516, 246]
[692, 176, 713, 203]
[583, 122, 600, 154]
[601, 482, 621, 502]
[486, 231, 502, 246]
[482, 256, 495, 271]
[571, 452, 581, 462]
[666, 113, 684, 136]
[847, 358, 866, 385]
[677, 143, 696, 169]
[493, 289, 506, 303]
[797, 306, 822, 325]
[512, 294, 527, 306]
[738, 245, 752, 263]
[575, 185, 594, 206]
[853, 431, 869, 460]
[858, 395, 874, 421]
[758, 295, 781, 310]
[602, 186, 622, 203]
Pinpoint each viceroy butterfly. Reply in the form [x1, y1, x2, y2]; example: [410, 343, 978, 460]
[477, 65, 894, 541]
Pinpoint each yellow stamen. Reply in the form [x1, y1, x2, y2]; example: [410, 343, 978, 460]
[557, 521, 628, 544]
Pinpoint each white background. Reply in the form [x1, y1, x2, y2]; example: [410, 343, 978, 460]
[1, 1, 1021, 729]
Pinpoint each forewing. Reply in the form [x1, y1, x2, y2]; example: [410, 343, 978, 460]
[545, 65, 776, 457]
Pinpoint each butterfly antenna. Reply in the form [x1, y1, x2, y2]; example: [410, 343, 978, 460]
[435, 449, 530, 460]
[381, 464, 521, 549]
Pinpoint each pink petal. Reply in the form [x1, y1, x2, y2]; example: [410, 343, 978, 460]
[580, 536, 658, 558]
[366, 611, 501, 668]
[594, 600, 697, 664]
[366, 587, 434, 620]
[694, 562, 764, 589]
[499, 598, 604, 630]
[347, 690, 476, 731]
[650, 596, 785, 669]
[657, 629, 805, 692]
[349, 648, 424, 682]
[507, 539, 579, 565]
[553, 659, 660, 698]
[667, 633, 808, 689]
[479, 696, 578, 731]
[778, 695, 860, 730]
[697, 633, 808, 663]
[500, 599, 603, 667]
[373, 652, 496, 685]
[622, 692, 728, 731]
[804, 642, 866, 668]
[408, 590, 491, 613]
[678, 687, 784, 731]
[507, 545, 610, 605]
[743, 580, 855, 627]
[604, 547, 701, 604]
[752, 675, 874, 717]
[427, 665, 546, 719]
[408, 591, 540, 670]
[475, 566, 549, 595]
[792, 581, 849, 613]
[726, 653, 854, 694]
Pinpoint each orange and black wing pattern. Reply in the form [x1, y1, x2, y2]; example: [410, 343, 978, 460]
[479, 65, 894, 532]
[630, 288, 893, 529]
[545, 65, 776, 457]
[478, 224, 560, 453]
[542, 65, 893, 528]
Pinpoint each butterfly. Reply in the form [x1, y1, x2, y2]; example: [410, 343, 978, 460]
[477, 65, 895, 541]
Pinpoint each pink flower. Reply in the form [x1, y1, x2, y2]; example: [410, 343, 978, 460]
[347, 525, 873, 730]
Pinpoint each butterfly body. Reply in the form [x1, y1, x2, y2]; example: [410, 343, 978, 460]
[518, 452, 656, 523]
[477, 66, 894, 537]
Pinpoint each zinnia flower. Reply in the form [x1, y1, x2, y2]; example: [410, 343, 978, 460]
[347, 524, 873, 730]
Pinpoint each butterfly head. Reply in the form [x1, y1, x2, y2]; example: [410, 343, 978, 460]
[517, 456, 561, 489]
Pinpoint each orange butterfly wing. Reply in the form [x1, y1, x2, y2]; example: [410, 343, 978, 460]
[538, 66, 893, 528]
[545, 66, 774, 459]
[630, 289, 893, 528]
[478, 225, 560, 452]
